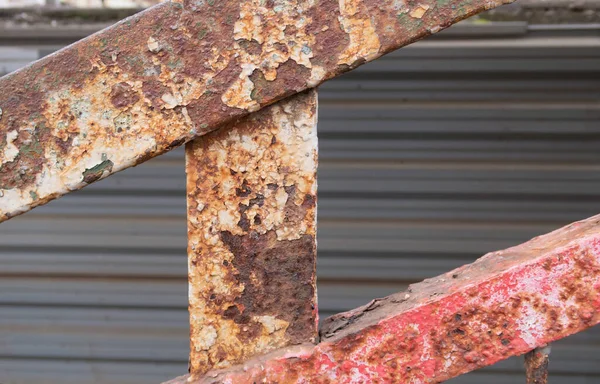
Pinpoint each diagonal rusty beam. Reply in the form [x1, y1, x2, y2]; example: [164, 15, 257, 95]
[0, 0, 514, 223]
[165, 214, 600, 383]
[185, 90, 318, 378]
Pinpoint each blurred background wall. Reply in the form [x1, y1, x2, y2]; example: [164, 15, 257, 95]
[1, 1, 600, 383]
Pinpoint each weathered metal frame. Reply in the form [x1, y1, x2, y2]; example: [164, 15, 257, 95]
[0, 0, 513, 222]
[2, 0, 597, 383]
[190, 214, 600, 383]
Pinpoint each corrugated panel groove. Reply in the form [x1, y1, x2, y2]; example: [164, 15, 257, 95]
[1, 28, 600, 383]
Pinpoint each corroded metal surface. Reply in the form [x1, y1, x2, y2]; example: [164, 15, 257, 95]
[171, 214, 600, 383]
[186, 90, 318, 377]
[0, 0, 514, 223]
[525, 344, 551, 384]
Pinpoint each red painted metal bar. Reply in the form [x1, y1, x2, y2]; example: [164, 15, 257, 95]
[0, 0, 514, 223]
[185, 90, 319, 377]
[164, 214, 600, 383]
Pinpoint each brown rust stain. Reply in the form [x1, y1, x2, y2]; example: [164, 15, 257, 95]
[109, 82, 140, 109]
[0, 0, 514, 223]
[219, 230, 316, 343]
[186, 90, 318, 376]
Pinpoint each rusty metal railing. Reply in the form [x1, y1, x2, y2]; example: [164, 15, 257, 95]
[3, 0, 599, 383]
[0, 0, 511, 222]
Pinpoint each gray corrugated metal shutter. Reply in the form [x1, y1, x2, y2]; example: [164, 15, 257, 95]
[1, 25, 600, 383]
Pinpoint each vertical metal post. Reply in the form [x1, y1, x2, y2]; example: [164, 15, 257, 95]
[185, 90, 319, 378]
[525, 345, 551, 384]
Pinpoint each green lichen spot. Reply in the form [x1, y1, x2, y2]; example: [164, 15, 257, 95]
[198, 28, 208, 40]
[20, 130, 44, 157]
[397, 12, 409, 24]
[29, 191, 38, 200]
[167, 59, 182, 70]
[82, 160, 114, 184]
[114, 113, 132, 132]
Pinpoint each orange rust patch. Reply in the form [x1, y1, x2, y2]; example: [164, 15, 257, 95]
[186, 90, 318, 377]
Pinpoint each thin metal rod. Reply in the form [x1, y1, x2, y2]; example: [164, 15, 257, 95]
[525, 344, 551, 384]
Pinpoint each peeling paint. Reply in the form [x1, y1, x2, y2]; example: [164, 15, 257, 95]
[186, 90, 318, 377]
[1, 130, 19, 165]
[0, 0, 516, 223]
[82, 159, 114, 184]
[222, 0, 318, 111]
[147, 36, 160, 52]
[337, 0, 381, 65]
[307, 65, 327, 88]
[409, 4, 430, 18]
